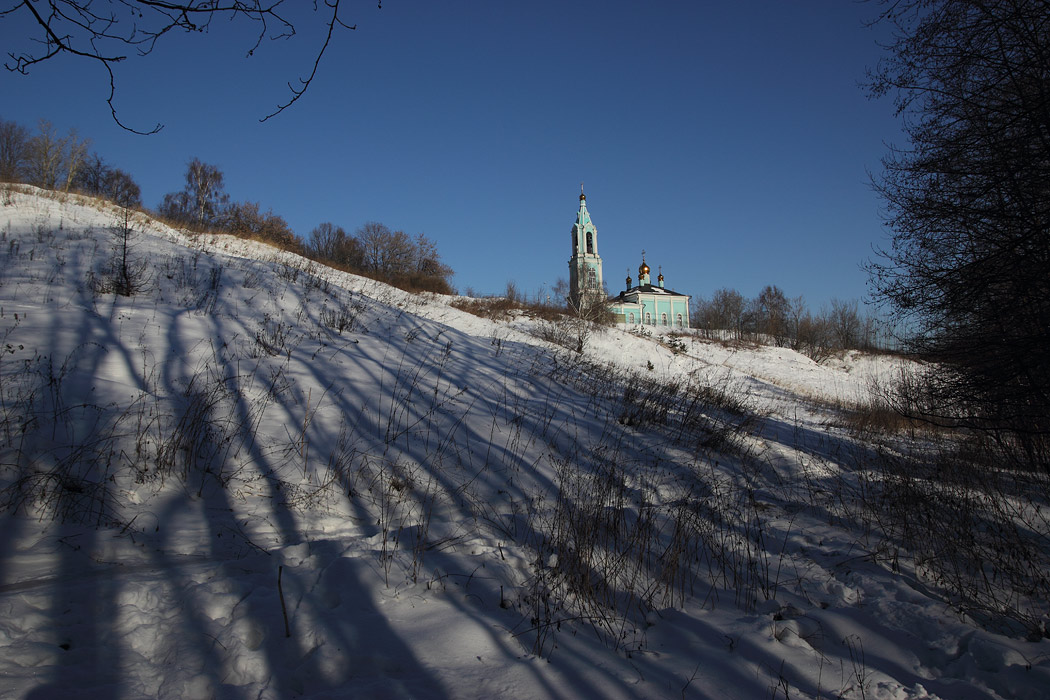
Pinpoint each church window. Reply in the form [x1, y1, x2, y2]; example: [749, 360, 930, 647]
[572, 232, 577, 254]
[645, 312, 652, 325]
[628, 312, 635, 324]
[586, 232, 594, 254]
[586, 268, 597, 288]
[661, 313, 668, 326]
[676, 314, 684, 327]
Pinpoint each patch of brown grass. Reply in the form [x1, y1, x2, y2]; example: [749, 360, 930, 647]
[450, 296, 567, 322]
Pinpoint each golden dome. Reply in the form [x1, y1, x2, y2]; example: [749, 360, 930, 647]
[579, 193, 586, 201]
[639, 262, 650, 276]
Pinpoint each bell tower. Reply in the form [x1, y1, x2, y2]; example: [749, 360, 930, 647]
[568, 186, 604, 309]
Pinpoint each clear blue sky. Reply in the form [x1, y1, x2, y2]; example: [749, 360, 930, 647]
[2, 0, 903, 310]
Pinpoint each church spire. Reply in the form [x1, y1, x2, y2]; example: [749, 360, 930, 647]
[568, 187, 604, 308]
[575, 190, 592, 241]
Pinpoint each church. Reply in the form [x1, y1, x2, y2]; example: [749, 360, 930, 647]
[568, 189, 691, 329]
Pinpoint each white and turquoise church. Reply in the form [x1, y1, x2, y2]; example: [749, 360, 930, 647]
[568, 189, 691, 329]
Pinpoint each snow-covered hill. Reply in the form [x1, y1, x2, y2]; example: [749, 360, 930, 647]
[1, 187, 1047, 699]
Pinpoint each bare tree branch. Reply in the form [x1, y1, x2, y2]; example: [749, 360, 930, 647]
[3, 0, 366, 133]
[261, 0, 353, 122]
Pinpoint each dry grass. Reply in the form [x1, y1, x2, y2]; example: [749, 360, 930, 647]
[450, 295, 566, 322]
[835, 397, 937, 437]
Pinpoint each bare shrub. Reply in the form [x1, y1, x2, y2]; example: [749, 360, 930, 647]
[252, 313, 294, 358]
[837, 396, 931, 437]
[533, 320, 576, 351]
[864, 443, 1050, 638]
[450, 295, 518, 321]
[815, 370, 1050, 638]
[0, 347, 122, 526]
[320, 299, 363, 334]
[508, 363, 775, 659]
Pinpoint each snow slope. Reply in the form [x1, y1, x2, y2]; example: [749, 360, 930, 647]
[0, 187, 1047, 699]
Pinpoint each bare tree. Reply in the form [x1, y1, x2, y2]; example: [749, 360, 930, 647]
[309, 222, 365, 269]
[157, 191, 192, 224]
[357, 222, 415, 277]
[413, 233, 450, 278]
[335, 236, 366, 271]
[538, 277, 612, 352]
[22, 120, 90, 191]
[385, 230, 416, 276]
[867, 0, 1050, 457]
[796, 311, 832, 363]
[755, 285, 790, 346]
[357, 221, 393, 275]
[307, 222, 346, 260]
[565, 284, 614, 353]
[708, 287, 746, 339]
[74, 153, 142, 207]
[0, 118, 29, 182]
[159, 158, 229, 230]
[3, 1, 367, 133]
[106, 169, 141, 209]
[76, 152, 110, 195]
[406, 232, 453, 292]
[61, 128, 90, 192]
[688, 295, 708, 333]
[25, 120, 67, 189]
[308, 220, 452, 291]
[187, 159, 229, 229]
[787, 294, 807, 348]
[829, 298, 861, 350]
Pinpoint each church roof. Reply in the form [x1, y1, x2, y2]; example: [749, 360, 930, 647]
[573, 195, 593, 232]
[618, 284, 690, 299]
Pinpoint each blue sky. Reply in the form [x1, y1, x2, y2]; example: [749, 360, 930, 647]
[2, 1, 903, 310]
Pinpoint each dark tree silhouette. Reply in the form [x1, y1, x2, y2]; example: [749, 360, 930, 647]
[3, 1, 364, 134]
[866, 0, 1050, 464]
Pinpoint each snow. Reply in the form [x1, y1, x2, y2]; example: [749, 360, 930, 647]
[0, 186, 1047, 699]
